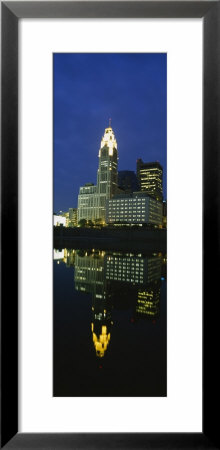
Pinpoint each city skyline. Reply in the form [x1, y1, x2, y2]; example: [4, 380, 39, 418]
[54, 53, 167, 212]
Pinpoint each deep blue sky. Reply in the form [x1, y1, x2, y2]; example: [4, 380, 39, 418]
[54, 53, 167, 212]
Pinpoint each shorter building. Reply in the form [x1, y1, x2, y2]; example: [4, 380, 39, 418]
[136, 159, 163, 201]
[69, 208, 78, 227]
[162, 200, 167, 228]
[77, 183, 97, 222]
[53, 215, 66, 227]
[118, 170, 139, 194]
[62, 211, 70, 226]
[106, 192, 163, 226]
[56, 210, 70, 226]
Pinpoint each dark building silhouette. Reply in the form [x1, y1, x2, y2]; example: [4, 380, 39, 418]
[162, 200, 167, 228]
[118, 170, 139, 194]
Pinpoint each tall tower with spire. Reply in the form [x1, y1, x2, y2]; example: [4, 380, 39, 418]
[96, 123, 118, 221]
[77, 122, 118, 223]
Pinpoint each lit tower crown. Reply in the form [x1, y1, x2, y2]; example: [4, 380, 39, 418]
[99, 124, 118, 157]
[96, 120, 118, 221]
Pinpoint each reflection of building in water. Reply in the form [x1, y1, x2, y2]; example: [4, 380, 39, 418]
[65, 249, 75, 267]
[74, 250, 105, 294]
[74, 250, 112, 358]
[91, 294, 112, 358]
[73, 249, 163, 355]
[53, 249, 75, 266]
[161, 254, 167, 280]
[105, 253, 161, 285]
[104, 253, 162, 320]
[136, 280, 161, 319]
[54, 249, 65, 261]
[91, 322, 111, 358]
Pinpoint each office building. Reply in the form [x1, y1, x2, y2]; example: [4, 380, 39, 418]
[54, 210, 70, 226]
[77, 183, 96, 223]
[136, 159, 163, 201]
[106, 192, 163, 226]
[77, 124, 118, 223]
[53, 215, 66, 227]
[69, 208, 78, 227]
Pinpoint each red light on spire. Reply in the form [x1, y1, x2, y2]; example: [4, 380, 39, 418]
[109, 117, 112, 127]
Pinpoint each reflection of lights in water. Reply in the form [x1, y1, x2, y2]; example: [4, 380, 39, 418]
[136, 284, 160, 318]
[53, 249, 64, 260]
[91, 323, 111, 358]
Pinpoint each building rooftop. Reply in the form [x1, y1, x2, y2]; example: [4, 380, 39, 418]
[111, 191, 160, 200]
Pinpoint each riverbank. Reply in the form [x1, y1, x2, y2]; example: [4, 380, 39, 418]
[54, 226, 167, 253]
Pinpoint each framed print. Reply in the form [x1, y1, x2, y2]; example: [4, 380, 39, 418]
[20, 17, 202, 435]
[1, 1, 220, 449]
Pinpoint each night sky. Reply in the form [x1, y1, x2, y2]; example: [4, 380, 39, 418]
[54, 53, 167, 212]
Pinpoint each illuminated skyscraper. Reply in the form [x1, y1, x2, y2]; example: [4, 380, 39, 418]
[136, 159, 163, 201]
[77, 123, 118, 223]
[96, 125, 118, 219]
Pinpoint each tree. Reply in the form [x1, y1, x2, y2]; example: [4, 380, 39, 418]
[94, 218, 103, 227]
[78, 219, 87, 227]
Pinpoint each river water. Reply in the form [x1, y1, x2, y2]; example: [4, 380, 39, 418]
[53, 247, 167, 397]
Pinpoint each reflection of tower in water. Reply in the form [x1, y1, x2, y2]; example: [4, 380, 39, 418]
[73, 249, 163, 357]
[74, 249, 112, 358]
[91, 294, 112, 358]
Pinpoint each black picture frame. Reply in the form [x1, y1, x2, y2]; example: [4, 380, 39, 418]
[1, 1, 220, 449]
